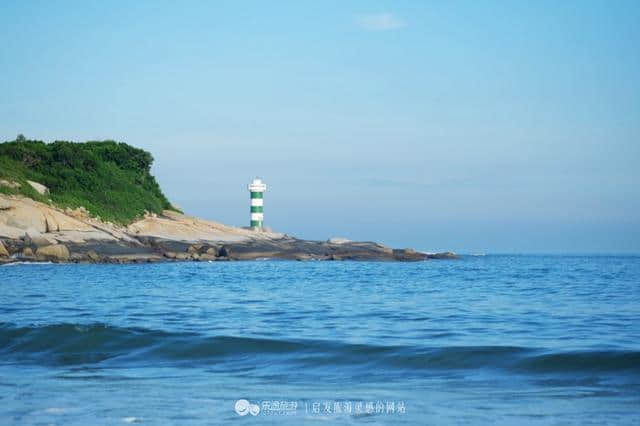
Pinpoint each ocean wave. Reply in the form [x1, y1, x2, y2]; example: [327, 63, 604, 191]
[1, 323, 638, 374]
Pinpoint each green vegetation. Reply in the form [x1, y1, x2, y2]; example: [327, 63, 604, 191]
[0, 135, 178, 224]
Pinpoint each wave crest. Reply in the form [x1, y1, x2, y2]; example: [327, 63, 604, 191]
[1, 323, 638, 374]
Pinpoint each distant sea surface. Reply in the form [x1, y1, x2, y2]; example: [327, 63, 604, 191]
[1, 255, 639, 425]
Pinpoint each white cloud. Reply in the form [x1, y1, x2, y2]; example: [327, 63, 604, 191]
[356, 13, 406, 31]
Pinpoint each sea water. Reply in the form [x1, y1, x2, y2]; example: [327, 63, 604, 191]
[1, 255, 639, 424]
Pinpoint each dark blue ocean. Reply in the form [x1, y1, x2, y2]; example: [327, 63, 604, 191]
[1, 255, 639, 425]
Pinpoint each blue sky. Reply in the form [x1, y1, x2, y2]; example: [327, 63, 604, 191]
[1, 0, 639, 253]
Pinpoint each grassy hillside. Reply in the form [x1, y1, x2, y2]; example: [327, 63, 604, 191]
[0, 136, 178, 224]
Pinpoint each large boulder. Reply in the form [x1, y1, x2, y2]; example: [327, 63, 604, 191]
[0, 198, 47, 234]
[0, 179, 21, 189]
[164, 251, 191, 260]
[36, 244, 70, 261]
[24, 231, 57, 247]
[44, 209, 93, 232]
[0, 240, 8, 257]
[187, 244, 202, 254]
[0, 196, 95, 240]
[27, 180, 49, 195]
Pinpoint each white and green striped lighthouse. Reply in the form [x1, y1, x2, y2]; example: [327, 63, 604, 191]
[247, 178, 267, 229]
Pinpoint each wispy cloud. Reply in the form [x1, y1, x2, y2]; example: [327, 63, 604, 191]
[356, 13, 406, 31]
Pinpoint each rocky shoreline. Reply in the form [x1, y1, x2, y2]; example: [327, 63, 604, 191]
[0, 194, 457, 264]
[0, 235, 457, 264]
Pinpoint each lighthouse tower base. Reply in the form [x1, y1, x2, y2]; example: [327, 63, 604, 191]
[243, 225, 272, 233]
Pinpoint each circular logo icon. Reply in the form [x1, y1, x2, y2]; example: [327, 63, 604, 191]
[235, 399, 250, 416]
[249, 403, 260, 416]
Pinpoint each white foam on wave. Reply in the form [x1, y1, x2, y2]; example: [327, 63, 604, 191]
[1, 261, 54, 267]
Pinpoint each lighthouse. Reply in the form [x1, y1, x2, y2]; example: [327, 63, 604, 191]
[247, 178, 267, 229]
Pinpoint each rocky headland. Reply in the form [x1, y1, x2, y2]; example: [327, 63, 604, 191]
[0, 138, 457, 264]
[0, 193, 457, 264]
